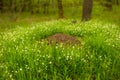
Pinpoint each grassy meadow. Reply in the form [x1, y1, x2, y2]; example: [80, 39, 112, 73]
[0, 2, 120, 80]
[0, 19, 120, 80]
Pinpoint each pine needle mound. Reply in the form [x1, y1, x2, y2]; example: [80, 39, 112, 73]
[46, 33, 80, 45]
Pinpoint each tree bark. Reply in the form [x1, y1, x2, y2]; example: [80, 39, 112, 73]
[82, 0, 93, 21]
[58, 0, 64, 18]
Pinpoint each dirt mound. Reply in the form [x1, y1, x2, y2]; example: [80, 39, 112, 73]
[46, 33, 80, 45]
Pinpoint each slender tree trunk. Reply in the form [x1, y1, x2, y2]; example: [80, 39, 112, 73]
[58, 0, 64, 18]
[105, 0, 112, 11]
[28, 0, 33, 14]
[20, 0, 25, 12]
[52, 0, 55, 8]
[82, 0, 93, 21]
[0, 0, 4, 13]
[116, 0, 119, 5]
[52, 0, 55, 14]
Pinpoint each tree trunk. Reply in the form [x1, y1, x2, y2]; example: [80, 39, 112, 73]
[20, 0, 25, 12]
[105, 0, 112, 11]
[52, 0, 55, 8]
[0, 0, 4, 13]
[82, 0, 93, 21]
[58, 0, 64, 18]
[116, 0, 119, 5]
[52, 0, 55, 14]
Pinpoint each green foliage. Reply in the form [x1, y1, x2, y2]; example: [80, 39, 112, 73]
[0, 20, 120, 80]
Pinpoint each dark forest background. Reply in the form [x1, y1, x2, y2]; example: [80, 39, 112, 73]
[0, 0, 120, 29]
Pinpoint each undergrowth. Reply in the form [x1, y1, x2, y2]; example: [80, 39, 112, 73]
[0, 19, 120, 80]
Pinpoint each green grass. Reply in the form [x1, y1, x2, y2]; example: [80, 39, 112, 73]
[0, 19, 120, 80]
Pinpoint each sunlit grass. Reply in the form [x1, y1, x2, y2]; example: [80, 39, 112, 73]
[0, 19, 120, 80]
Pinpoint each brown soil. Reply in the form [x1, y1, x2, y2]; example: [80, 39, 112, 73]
[46, 33, 80, 45]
